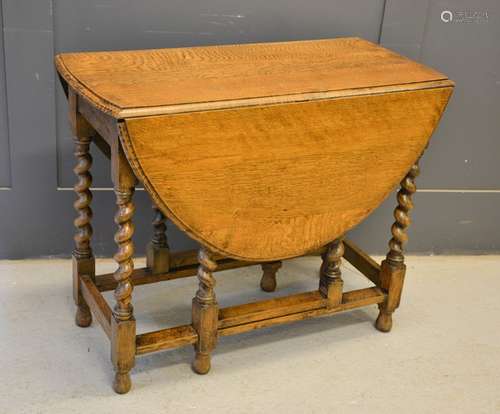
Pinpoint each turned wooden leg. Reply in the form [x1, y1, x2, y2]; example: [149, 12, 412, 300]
[111, 187, 136, 394]
[192, 247, 218, 375]
[72, 134, 95, 328]
[260, 261, 282, 292]
[376, 162, 419, 332]
[146, 203, 170, 274]
[319, 237, 344, 308]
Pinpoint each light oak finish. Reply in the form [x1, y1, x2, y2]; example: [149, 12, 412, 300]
[56, 37, 454, 394]
[73, 256, 94, 328]
[55, 38, 448, 118]
[69, 91, 96, 328]
[146, 203, 171, 274]
[122, 86, 452, 261]
[218, 287, 385, 337]
[111, 317, 135, 394]
[111, 187, 136, 322]
[343, 239, 381, 286]
[192, 247, 218, 374]
[80, 275, 112, 339]
[135, 286, 385, 356]
[376, 162, 420, 333]
[95, 255, 253, 292]
[136, 325, 198, 356]
[109, 141, 138, 394]
[319, 238, 344, 308]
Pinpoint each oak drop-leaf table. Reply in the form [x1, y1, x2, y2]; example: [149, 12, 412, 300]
[55, 38, 453, 394]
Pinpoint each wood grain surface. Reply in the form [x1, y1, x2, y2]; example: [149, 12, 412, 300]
[121, 86, 453, 261]
[55, 37, 449, 118]
[58, 37, 455, 393]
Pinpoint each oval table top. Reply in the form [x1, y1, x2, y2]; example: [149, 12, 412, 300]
[56, 38, 454, 261]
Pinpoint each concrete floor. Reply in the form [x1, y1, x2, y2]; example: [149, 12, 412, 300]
[0, 255, 499, 414]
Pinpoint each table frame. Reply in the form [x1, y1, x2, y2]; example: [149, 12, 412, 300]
[68, 87, 419, 394]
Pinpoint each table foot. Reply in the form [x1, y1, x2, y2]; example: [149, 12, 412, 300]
[75, 304, 92, 327]
[260, 261, 281, 292]
[192, 352, 211, 375]
[113, 371, 132, 394]
[375, 308, 393, 332]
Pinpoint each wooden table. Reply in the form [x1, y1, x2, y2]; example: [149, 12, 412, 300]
[55, 38, 453, 394]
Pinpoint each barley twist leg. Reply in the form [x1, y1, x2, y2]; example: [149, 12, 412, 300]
[376, 163, 419, 332]
[72, 135, 95, 327]
[192, 247, 218, 374]
[111, 187, 136, 394]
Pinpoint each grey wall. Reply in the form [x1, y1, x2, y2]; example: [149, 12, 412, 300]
[0, 0, 498, 259]
[0, 3, 11, 187]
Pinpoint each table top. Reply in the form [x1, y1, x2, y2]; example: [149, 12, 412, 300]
[57, 38, 453, 261]
[56, 37, 450, 118]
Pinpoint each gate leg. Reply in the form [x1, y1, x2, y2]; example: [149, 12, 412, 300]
[111, 186, 136, 393]
[110, 141, 138, 394]
[376, 162, 420, 332]
[192, 247, 218, 374]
